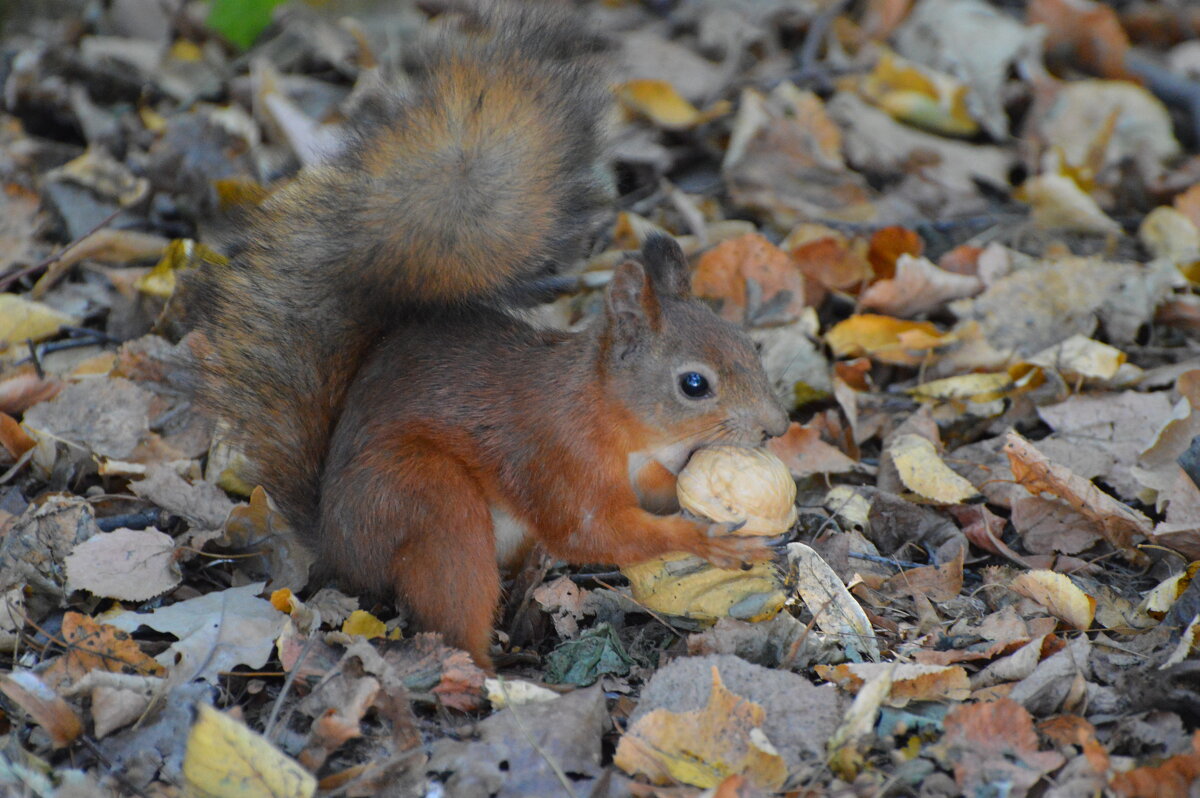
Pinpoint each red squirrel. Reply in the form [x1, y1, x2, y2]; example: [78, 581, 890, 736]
[187, 4, 790, 669]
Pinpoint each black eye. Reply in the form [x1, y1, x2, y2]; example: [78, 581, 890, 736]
[679, 371, 710, 398]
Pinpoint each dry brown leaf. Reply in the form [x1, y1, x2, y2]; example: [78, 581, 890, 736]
[1029, 0, 1133, 80]
[0, 411, 35, 459]
[64, 527, 180, 601]
[858, 254, 982, 318]
[1003, 431, 1151, 564]
[866, 225, 923, 280]
[0, 670, 83, 748]
[880, 546, 965, 602]
[0, 367, 64, 416]
[815, 662, 970, 706]
[1110, 730, 1200, 798]
[614, 665, 788, 790]
[766, 422, 860, 478]
[692, 233, 806, 324]
[943, 698, 1066, 794]
[789, 233, 873, 293]
[1039, 714, 1110, 776]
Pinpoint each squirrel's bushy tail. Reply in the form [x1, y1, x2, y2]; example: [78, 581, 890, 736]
[187, 4, 612, 536]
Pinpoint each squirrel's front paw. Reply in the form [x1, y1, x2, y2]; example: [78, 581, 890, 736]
[695, 522, 775, 569]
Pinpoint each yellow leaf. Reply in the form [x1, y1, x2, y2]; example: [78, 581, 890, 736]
[0, 294, 78, 346]
[825, 314, 954, 366]
[1011, 570, 1096, 631]
[888, 434, 979, 504]
[1140, 206, 1200, 264]
[1138, 562, 1200, 620]
[1017, 173, 1120, 235]
[1024, 334, 1126, 381]
[908, 372, 1014, 403]
[623, 553, 785, 623]
[183, 703, 316, 798]
[616, 80, 730, 130]
[614, 666, 788, 790]
[862, 50, 979, 137]
[341, 610, 387, 639]
[136, 238, 225, 299]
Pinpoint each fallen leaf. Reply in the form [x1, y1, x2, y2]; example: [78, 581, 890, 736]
[183, 703, 315, 798]
[858, 253, 982, 317]
[827, 664, 893, 780]
[942, 698, 1066, 795]
[888, 433, 980, 504]
[615, 665, 788, 790]
[767, 422, 860, 478]
[692, 233, 806, 324]
[1110, 730, 1200, 798]
[786, 542, 879, 661]
[816, 662, 970, 706]
[617, 79, 730, 130]
[1004, 431, 1151, 564]
[42, 612, 166, 690]
[867, 225, 923, 279]
[623, 553, 786, 624]
[22, 378, 153, 461]
[1025, 334, 1126, 381]
[825, 314, 955, 366]
[0, 411, 35, 459]
[1011, 570, 1097, 631]
[1018, 173, 1121, 234]
[105, 582, 285, 685]
[0, 670, 83, 748]
[907, 372, 1013, 404]
[428, 686, 607, 796]
[340, 609, 388, 640]
[64, 527, 180, 601]
[0, 294, 78, 346]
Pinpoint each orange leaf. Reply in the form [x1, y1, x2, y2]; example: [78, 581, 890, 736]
[42, 612, 165, 690]
[867, 226, 923, 280]
[693, 233, 806, 324]
[944, 699, 1066, 794]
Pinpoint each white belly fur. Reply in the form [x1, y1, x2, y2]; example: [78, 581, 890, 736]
[491, 506, 530, 567]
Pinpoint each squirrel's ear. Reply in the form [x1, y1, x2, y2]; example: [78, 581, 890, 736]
[603, 260, 661, 360]
[641, 234, 691, 299]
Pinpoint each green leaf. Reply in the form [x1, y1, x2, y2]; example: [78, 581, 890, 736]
[206, 0, 288, 50]
[543, 623, 634, 686]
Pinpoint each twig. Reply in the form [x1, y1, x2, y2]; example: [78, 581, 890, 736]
[263, 627, 321, 741]
[96, 509, 176, 532]
[0, 206, 125, 293]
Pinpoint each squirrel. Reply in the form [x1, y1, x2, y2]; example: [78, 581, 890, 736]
[186, 4, 790, 670]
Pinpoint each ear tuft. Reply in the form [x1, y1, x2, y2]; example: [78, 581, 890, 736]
[603, 260, 658, 360]
[641, 234, 691, 299]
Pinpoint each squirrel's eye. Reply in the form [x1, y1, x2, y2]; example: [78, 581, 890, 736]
[679, 371, 711, 399]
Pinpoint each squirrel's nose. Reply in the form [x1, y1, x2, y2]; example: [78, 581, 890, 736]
[761, 402, 790, 440]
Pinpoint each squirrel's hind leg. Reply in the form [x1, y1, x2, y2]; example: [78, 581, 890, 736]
[320, 438, 501, 671]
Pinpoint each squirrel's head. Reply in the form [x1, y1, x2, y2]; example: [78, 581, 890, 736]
[597, 234, 789, 465]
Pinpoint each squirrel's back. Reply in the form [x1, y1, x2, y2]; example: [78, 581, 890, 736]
[187, 5, 613, 535]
